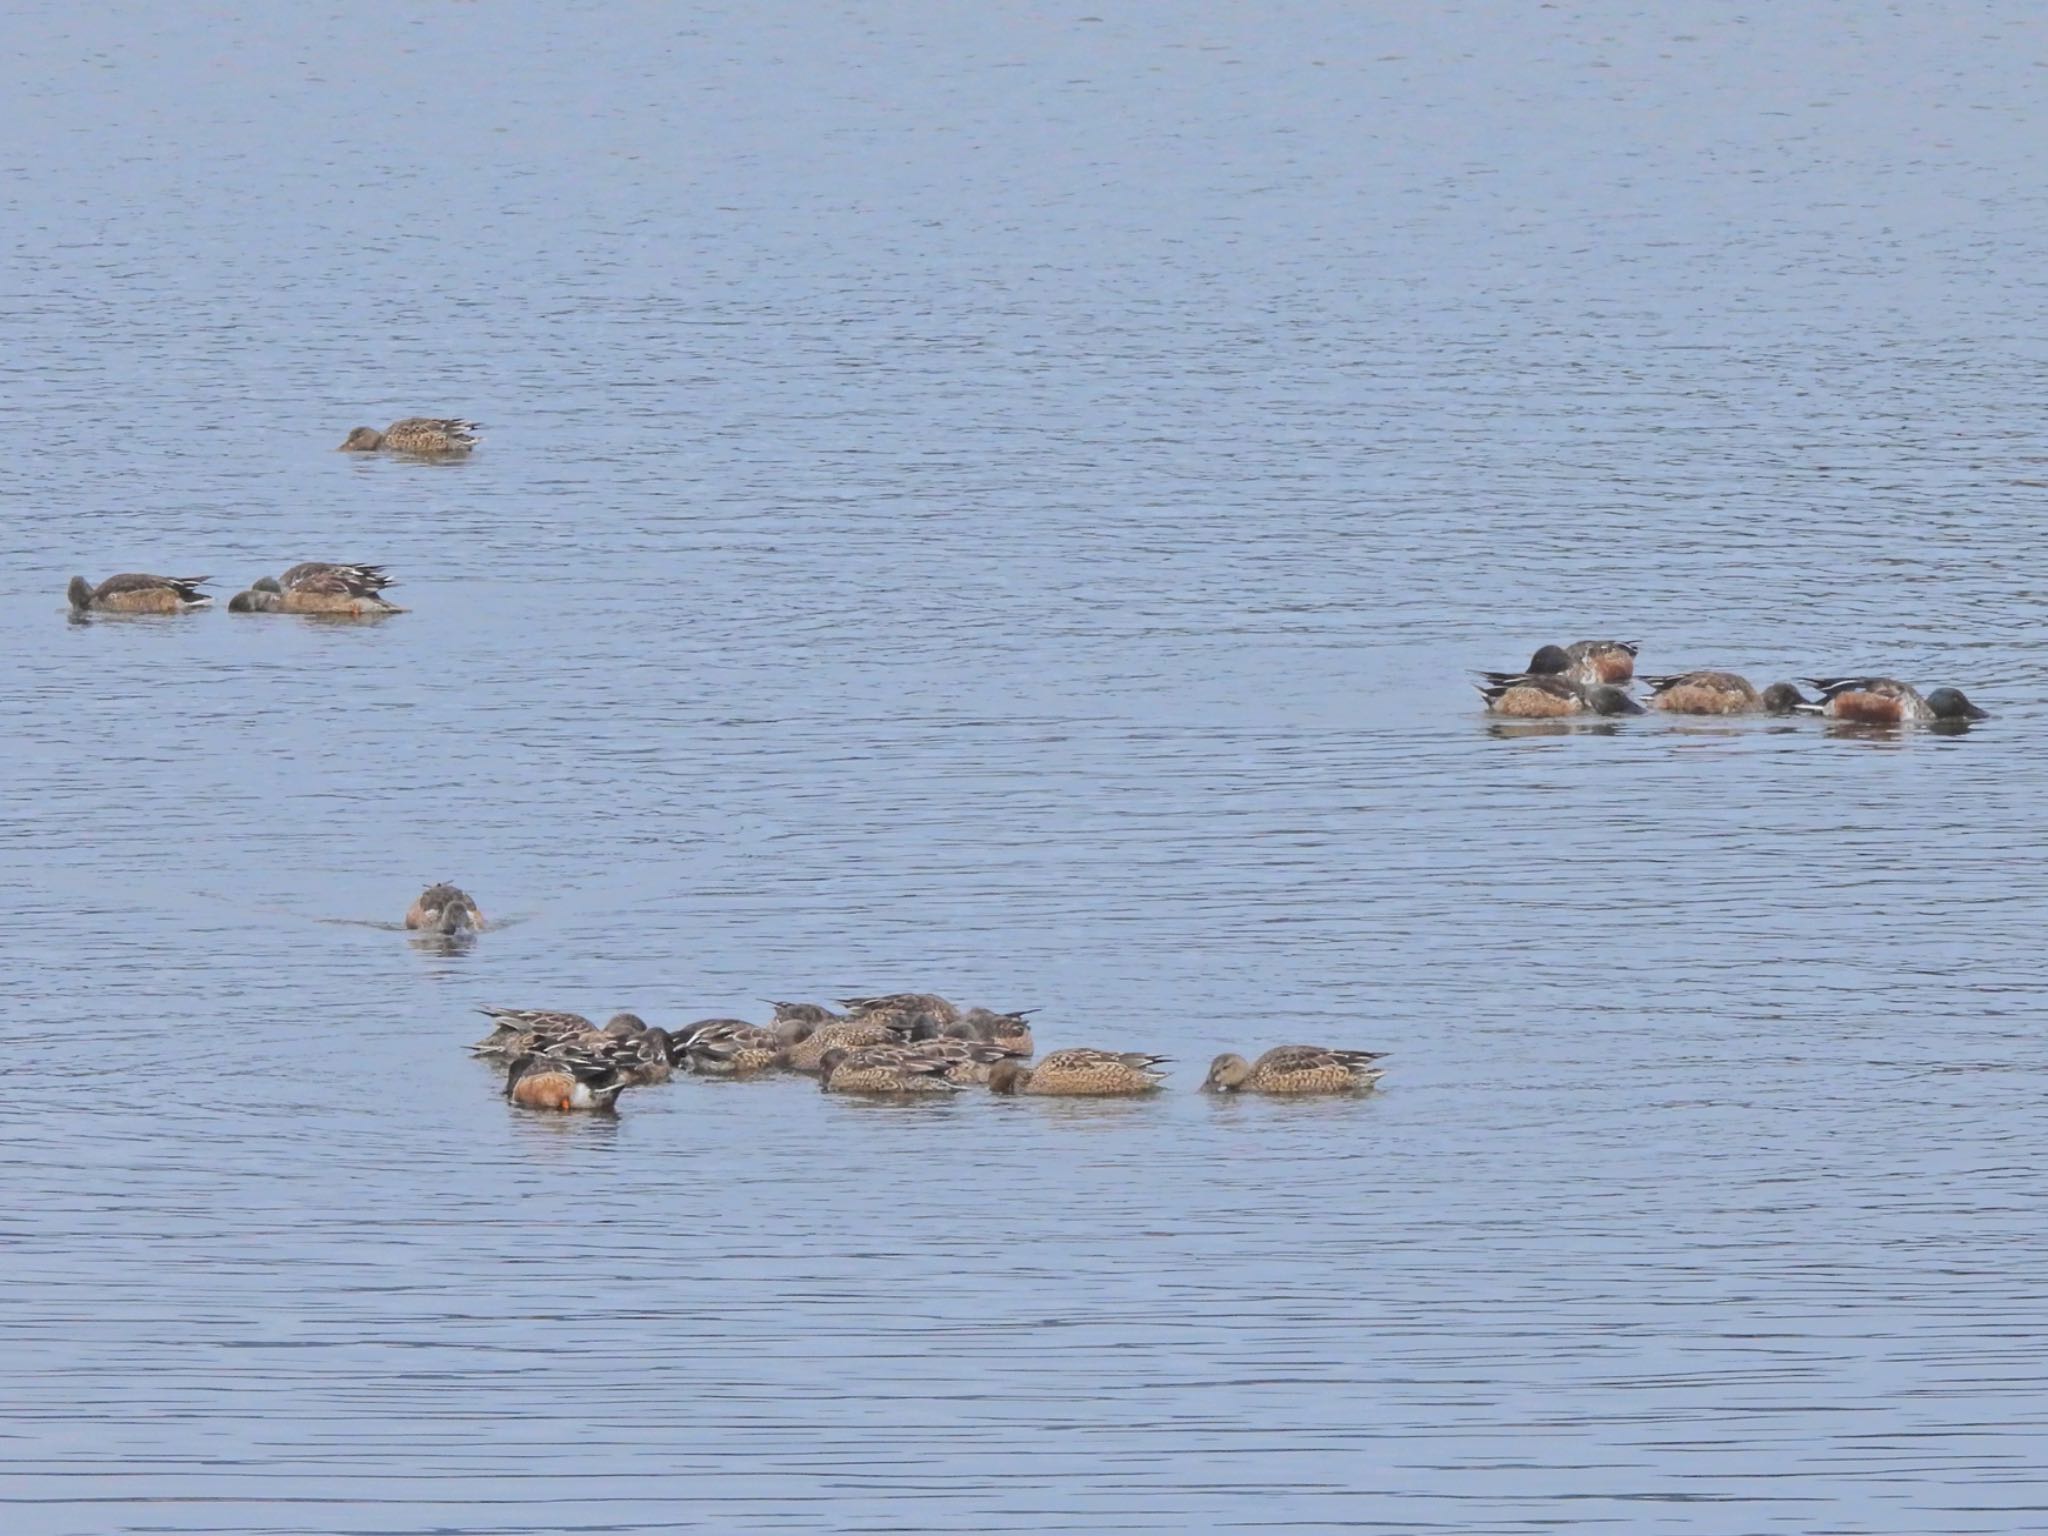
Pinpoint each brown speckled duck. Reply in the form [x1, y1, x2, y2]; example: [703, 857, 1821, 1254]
[338, 418, 481, 455]
[986, 1048, 1169, 1097]
[1202, 1046, 1387, 1095]
[67, 573, 211, 614]
[818, 1047, 961, 1096]
[406, 882, 484, 935]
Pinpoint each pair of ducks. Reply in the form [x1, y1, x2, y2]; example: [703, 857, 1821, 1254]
[67, 562, 403, 618]
[1477, 640, 1987, 725]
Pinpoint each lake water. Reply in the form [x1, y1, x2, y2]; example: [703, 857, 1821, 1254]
[5, 3, 2048, 1532]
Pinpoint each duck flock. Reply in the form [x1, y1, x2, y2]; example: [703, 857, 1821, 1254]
[402, 886, 1387, 1110]
[1475, 639, 1988, 725]
[67, 421, 1989, 1118]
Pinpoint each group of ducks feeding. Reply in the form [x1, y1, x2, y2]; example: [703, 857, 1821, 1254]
[469, 995, 1386, 1113]
[400, 885, 1388, 1109]
[1476, 640, 1989, 726]
[66, 562, 405, 619]
[67, 418, 479, 619]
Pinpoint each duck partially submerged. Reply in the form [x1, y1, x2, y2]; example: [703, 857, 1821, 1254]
[67, 573, 211, 614]
[1642, 672, 1810, 716]
[338, 418, 481, 455]
[986, 1048, 1170, 1097]
[504, 1048, 627, 1113]
[1477, 674, 1643, 718]
[1481, 641, 1638, 688]
[1202, 1046, 1387, 1095]
[406, 883, 484, 935]
[1801, 677, 1988, 725]
[818, 1046, 962, 1095]
[229, 562, 403, 616]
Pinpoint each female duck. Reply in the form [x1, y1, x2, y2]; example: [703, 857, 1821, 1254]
[338, 418, 480, 455]
[67, 573, 211, 614]
[1202, 1046, 1387, 1095]
[986, 1048, 1169, 1097]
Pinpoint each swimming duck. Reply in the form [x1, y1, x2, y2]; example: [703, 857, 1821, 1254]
[1642, 672, 1811, 716]
[765, 1000, 846, 1028]
[337, 418, 481, 455]
[912, 1008, 1035, 1057]
[818, 1047, 961, 1095]
[1202, 1046, 1387, 1095]
[67, 573, 211, 614]
[783, 1015, 917, 1073]
[839, 992, 961, 1031]
[504, 1047, 627, 1112]
[470, 1007, 645, 1060]
[228, 563, 403, 616]
[1481, 641, 1638, 688]
[406, 882, 484, 935]
[986, 1048, 1170, 1097]
[1800, 677, 1989, 725]
[677, 1017, 812, 1075]
[1476, 674, 1644, 718]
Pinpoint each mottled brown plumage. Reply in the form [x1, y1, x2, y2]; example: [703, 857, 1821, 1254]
[67, 573, 211, 614]
[986, 1048, 1169, 1097]
[405, 882, 484, 934]
[1203, 1046, 1386, 1095]
[338, 418, 480, 455]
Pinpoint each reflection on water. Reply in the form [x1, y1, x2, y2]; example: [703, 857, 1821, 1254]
[5, 1, 2048, 1533]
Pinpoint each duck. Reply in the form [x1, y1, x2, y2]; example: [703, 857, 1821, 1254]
[504, 1047, 627, 1112]
[1641, 672, 1811, 716]
[676, 1018, 807, 1076]
[1800, 677, 1989, 725]
[783, 1015, 917, 1074]
[912, 1007, 1035, 1057]
[986, 1048, 1170, 1097]
[470, 1007, 646, 1060]
[67, 573, 211, 614]
[337, 418, 480, 455]
[1481, 641, 1638, 688]
[848, 1037, 1023, 1085]
[839, 992, 961, 1031]
[818, 1047, 961, 1095]
[405, 882, 484, 935]
[764, 1000, 845, 1028]
[228, 562, 403, 616]
[1476, 674, 1644, 718]
[1202, 1046, 1387, 1095]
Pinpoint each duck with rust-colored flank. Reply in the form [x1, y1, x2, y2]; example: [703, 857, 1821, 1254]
[986, 1048, 1170, 1097]
[67, 573, 211, 614]
[1480, 640, 1638, 688]
[1642, 672, 1810, 716]
[1801, 676, 1988, 726]
[1202, 1046, 1388, 1095]
[1476, 674, 1643, 718]
[818, 1046, 962, 1096]
[338, 418, 481, 455]
[229, 561, 404, 616]
[504, 1046, 628, 1113]
[406, 882, 484, 935]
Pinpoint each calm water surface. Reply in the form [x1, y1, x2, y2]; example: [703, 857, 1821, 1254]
[5, 3, 2048, 1532]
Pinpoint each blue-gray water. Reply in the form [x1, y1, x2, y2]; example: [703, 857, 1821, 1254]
[5, 3, 2048, 1532]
